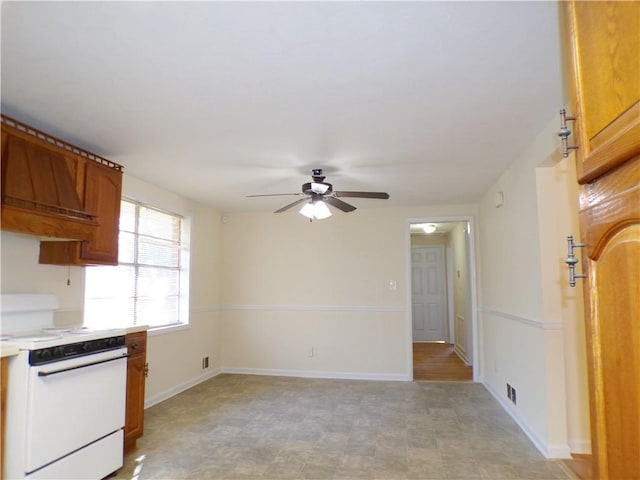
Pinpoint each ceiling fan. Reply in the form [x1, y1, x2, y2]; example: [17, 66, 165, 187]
[247, 169, 390, 220]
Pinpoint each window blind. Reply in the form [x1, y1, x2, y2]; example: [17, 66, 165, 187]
[84, 198, 187, 329]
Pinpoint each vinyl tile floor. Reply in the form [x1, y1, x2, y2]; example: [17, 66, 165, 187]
[113, 374, 577, 480]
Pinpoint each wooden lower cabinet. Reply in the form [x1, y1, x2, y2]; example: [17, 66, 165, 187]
[124, 331, 147, 453]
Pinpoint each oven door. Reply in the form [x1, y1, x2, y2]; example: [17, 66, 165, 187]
[24, 347, 128, 474]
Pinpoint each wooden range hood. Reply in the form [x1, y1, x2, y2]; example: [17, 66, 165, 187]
[1, 115, 121, 247]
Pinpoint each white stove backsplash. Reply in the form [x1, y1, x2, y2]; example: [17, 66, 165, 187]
[1, 293, 59, 334]
[54, 309, 83, 328]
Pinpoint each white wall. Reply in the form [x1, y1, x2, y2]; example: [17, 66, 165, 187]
[121, 175, 223, 405]
[0, 232, 85, 325]
[451, 222, 472, 363]
[0, 174, 223, 408]
[478, 113, 589, 457]
[219, 204, 476, 380]
[535, 153, 590, 453]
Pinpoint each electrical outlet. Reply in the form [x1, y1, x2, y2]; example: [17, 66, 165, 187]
[202, 356, 209, 369]
[308, 347, 314, 358]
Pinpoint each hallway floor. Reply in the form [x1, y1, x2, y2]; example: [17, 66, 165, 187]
[114, 374, 576, 479]
[413, 343, 473, 382]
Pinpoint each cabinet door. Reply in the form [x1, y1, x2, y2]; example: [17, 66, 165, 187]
[124, 331, 147, 452]
[39, 160, 123, 265]
[579, 158, 640, 480]
[564, 1, 640, 183]
[79, 161, 122, 263]
[124, 352, 146, 452]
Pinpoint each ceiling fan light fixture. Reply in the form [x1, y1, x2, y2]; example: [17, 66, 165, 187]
[299, 200, 332, 220]
[311, 182, 329, 194]
[313, 200, 332, 220]
[299, 202, 315, 219]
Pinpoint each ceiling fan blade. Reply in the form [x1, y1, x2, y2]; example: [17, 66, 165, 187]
[334, 191, 390, 199]
[247, 193, 302, 198]
[274, 198, 309, 213]
[324, 196, 356, 212]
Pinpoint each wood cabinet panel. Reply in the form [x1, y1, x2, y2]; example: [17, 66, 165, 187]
[571, 2, 639, 140]
[580, 166, 640, 479]
[564, 2, 640, 478]
[80, 162, 122, 262]
[564, 1, 640, 183]
[124, 332, 147, 453]
[1, 126, 98, 240]
[39, 160, 122, 265]
[590, 225, 640, 480]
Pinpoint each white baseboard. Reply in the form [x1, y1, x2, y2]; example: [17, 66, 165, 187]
[221, 366, 411, 382]
[454, 345, 470, 366]
[144, 367, 410, 409]
[568, 439, 592, 455]
[145, 368, 221, 409]
[482, 380, 572, 459]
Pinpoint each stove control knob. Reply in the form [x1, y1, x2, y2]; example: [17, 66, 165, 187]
[53, 347, 65, 359]
[107, 337, 116, 347]
[82, 343, 91, 352]
[40, 349, 52, 361]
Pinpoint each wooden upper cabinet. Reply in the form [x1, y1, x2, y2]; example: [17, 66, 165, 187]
[40, 160, 123, 265]
[0, 115, 123, 266]
[80, 161, 122, 262]
[564, 1, 640, 183]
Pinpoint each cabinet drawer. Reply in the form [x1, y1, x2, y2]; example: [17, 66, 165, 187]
[125, 332, 147, 355]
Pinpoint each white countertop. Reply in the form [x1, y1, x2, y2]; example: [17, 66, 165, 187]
[124, 325, 149, 334]
[1, 344, 20, 358]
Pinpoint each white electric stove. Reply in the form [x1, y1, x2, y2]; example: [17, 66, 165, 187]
[1, 294, 127, 480]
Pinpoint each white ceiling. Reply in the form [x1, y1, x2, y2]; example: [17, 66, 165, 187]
[1, 1, 565, 215]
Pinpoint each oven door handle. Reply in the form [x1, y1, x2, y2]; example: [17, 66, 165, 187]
[37, 353, 129, 377]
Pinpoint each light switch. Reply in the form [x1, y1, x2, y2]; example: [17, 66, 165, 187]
[389, 280, 397, 291]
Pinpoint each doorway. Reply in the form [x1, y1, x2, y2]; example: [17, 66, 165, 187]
[411, 245, 447, 342]
[406, 218, 477, 381]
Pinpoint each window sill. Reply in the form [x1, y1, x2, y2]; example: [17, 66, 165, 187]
[148, 323, 190, 337]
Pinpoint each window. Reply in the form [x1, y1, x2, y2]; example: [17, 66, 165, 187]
[84, 198, 189, 330]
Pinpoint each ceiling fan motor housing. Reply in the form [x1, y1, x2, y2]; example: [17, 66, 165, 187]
[302, 182, 332, 195]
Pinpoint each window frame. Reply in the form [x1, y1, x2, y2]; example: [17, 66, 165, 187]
[84, 196, 190, 332]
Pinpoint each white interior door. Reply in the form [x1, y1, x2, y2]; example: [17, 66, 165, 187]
[411, 246, 447, 342]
